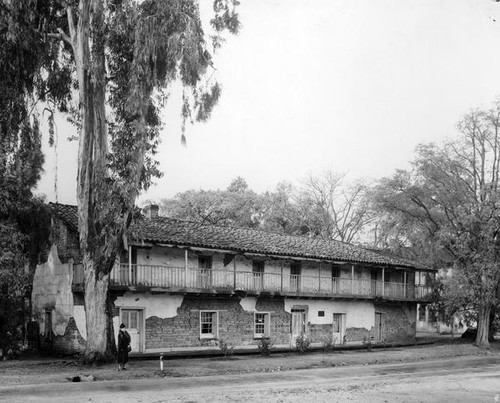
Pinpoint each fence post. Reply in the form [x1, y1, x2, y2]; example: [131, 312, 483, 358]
[184, 249, 188, 287]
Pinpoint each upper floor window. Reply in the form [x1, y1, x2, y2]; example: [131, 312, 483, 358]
[290, 262, 301, 276]
[252, 260, 264, 274]
[119, 247, 137, 265]
[290, 262, 301, 291]
[252, 260, 264, 289]
[198, 256, 213, 288]
[198, 255, 212, 270]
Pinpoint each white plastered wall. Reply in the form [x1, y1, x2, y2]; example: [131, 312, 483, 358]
[284, 299, 375, 328]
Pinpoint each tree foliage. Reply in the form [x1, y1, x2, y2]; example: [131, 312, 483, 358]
[159, 173, 372, 244]
[0, 0, 59, 358]
[161, 177, 263, 228]
[372, 100, 500, 346]
[1, 0, 239, 362]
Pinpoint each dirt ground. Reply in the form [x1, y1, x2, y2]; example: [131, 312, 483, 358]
[0, 340, 498, 387]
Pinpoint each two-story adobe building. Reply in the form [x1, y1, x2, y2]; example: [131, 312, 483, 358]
[31, 203, 436, 354]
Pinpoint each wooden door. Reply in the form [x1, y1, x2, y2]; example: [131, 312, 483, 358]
[252, 260, 264, 290]
[291, 309, 306, 345]
[121, 309, 143, 353]
[374, 312, 383, 341]
[290, 263, 301, 292]
[371, 270, 378, 296]
[198, 256, 212, 288]
[332, 313, 345, 344]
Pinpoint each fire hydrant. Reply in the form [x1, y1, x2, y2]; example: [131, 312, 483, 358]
[160, 354, 164, 371]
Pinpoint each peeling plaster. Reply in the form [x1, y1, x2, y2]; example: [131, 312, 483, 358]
[115, 293, 184, 319]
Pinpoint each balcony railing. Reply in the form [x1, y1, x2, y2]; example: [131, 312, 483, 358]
[73, 263, 433, 301]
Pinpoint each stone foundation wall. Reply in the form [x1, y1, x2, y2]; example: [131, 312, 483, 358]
[308, 324, 333, 344]
[345, 327, 371, 342]
[374, 302, 416, 342]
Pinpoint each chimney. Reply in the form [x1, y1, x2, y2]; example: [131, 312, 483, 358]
[144, 204, 159, 219]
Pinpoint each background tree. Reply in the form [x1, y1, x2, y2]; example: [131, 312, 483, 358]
[159, 173, 373, 243]
[298, 170, 374, 243]
[2, 0, 239, 363]
[0, 0, 59, 358]
[372, 101, 500, 347]
[160, 177, 263, 228]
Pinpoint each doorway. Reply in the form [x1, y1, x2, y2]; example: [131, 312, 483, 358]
[291, 308, 307, 346]
[120, 309, 143, 353]
[332, 313, 346, 345]
[374, 312, 383, 341]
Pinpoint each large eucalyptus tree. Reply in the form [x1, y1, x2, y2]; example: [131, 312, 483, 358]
[1, 0, 239, 362]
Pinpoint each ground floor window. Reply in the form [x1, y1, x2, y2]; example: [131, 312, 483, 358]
[200, 311, 218, 339]
[254, 312, 270, 338]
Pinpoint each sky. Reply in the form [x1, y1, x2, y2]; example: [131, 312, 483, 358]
[36, 0, 500, 206]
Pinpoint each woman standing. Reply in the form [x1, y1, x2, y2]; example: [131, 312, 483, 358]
[117, 323, 131, 370]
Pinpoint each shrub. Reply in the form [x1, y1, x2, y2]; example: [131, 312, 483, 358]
[322, 336, 335, 354]
[218, 339, 234, 359]
[258, 337, 273, 356]
[362, 336, 373, 352]
[295, 333, 311, 354]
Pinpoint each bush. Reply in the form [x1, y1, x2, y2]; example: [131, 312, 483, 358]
[295, 333, 311, 354]
[218, 339, 234, 359]
[322, 336, 335, 354]
[362, 336, 373, 352]
[258, 337, 272, 356]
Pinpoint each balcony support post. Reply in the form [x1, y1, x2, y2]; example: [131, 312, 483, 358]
[184, 249, 188, 287]
[233, 255, 237, 289]
[382, 268, 385, 297]
[403, 270, 407, 298]
[351, 265, 354, 295]
[318, 263, 321, 293]
[280, 262, 283, 292]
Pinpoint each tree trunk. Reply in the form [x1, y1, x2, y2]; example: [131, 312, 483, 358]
[67, 1, 119, 363]
[82, 254, 116, 363]
[475, 303, 491, 347]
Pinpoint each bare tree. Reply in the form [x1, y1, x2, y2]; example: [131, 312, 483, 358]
[300, 170, 374, 243]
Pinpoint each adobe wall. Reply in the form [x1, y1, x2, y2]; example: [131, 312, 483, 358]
[374, 302, 416, 342]
[112, 293, 415, 352]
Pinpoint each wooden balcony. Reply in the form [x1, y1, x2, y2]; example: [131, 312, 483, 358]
[73, 264, 433, 301]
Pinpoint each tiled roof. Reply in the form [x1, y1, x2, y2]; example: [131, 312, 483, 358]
[50, 203, 431, 270]
[50, 202, 79, 232]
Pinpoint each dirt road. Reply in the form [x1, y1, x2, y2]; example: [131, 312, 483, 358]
[1, 355, 499, 402]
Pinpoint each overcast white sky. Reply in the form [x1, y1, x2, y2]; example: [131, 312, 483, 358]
[36, 0, 500, 206]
